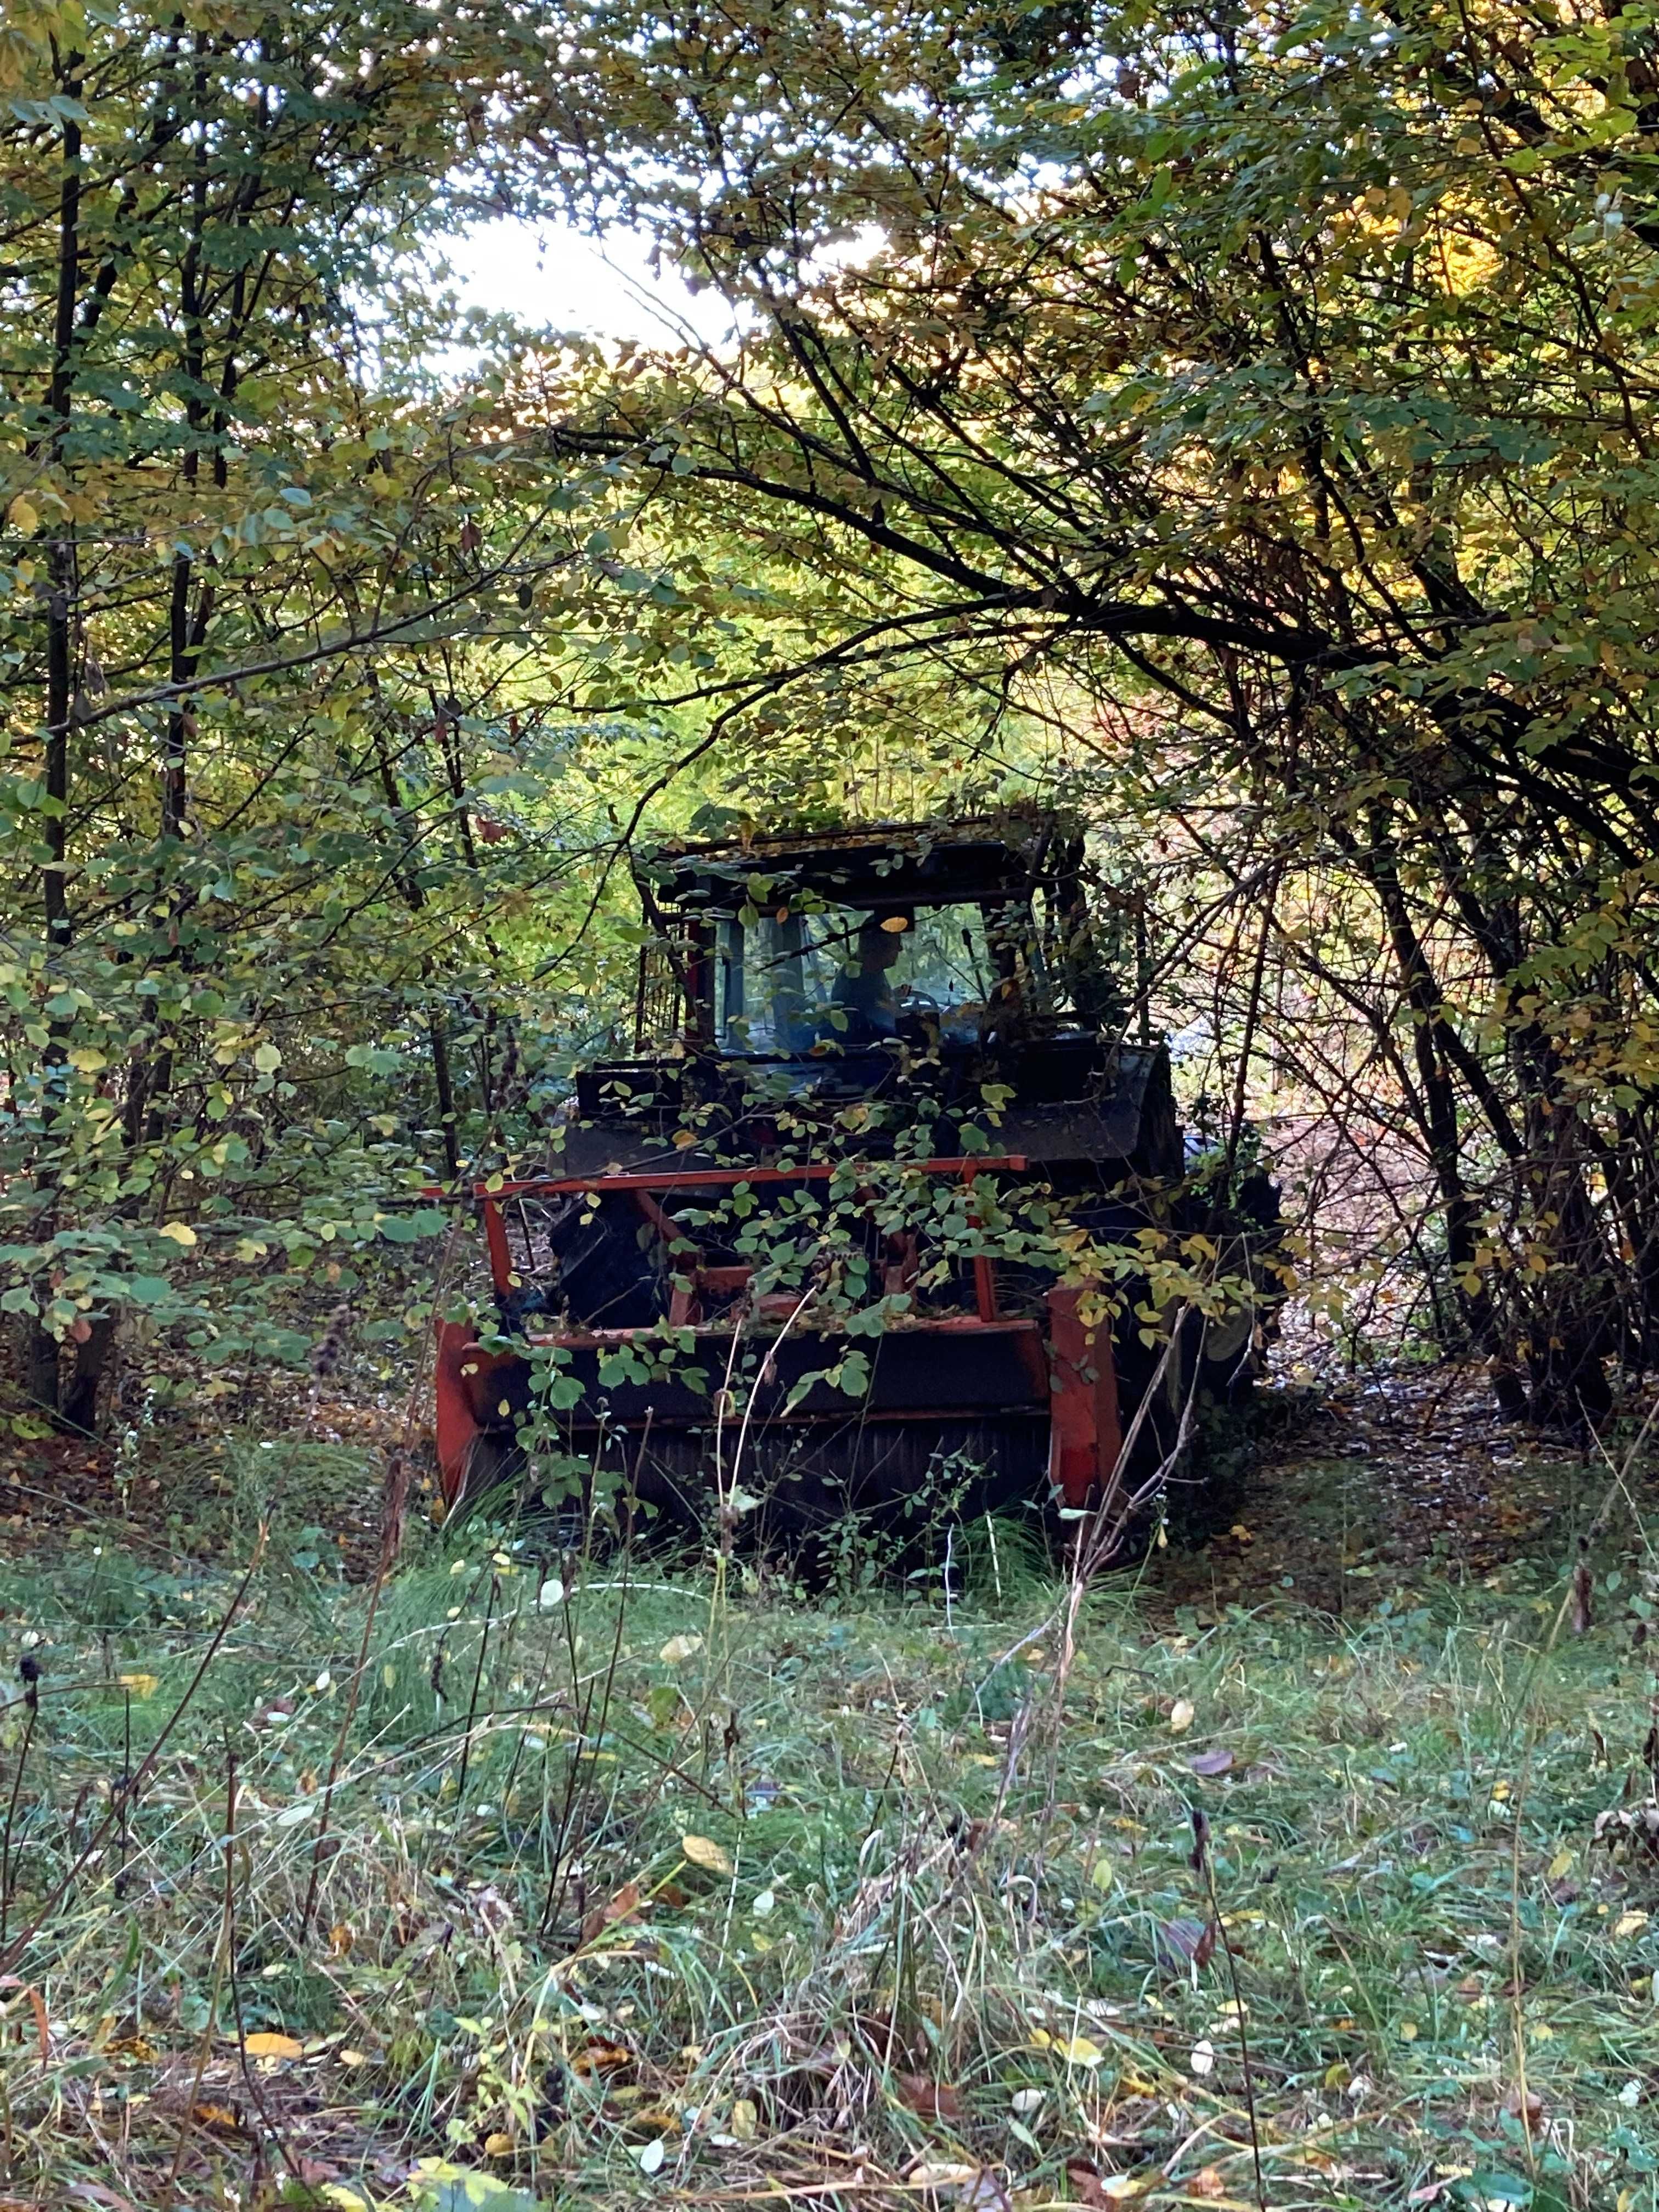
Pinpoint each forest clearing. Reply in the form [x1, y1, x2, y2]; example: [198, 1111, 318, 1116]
[5, 0, 1659, 2200]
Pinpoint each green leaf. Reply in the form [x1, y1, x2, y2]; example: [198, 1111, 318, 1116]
[407, 2160, 546, 2211]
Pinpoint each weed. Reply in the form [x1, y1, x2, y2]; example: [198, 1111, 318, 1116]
[0, 1456, 1655, 2210]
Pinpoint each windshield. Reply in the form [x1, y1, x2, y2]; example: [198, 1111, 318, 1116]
[716, 899, 1062, 1053]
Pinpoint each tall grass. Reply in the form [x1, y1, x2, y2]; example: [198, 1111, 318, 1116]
[0, 1440, 1653, 2210]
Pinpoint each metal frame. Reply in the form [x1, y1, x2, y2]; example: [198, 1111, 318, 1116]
[432, 1150, 1122, 1516]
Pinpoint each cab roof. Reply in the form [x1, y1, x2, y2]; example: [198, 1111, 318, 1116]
[640, 817, 1083, 915]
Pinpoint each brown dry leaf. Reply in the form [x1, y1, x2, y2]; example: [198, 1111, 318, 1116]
[0, 1977, 48, 2063]
[1503, 2083, 1545, 2135]
[681, 1833, 733, 1875]
[1186, 2168, 1228, 2200]
[241, 2032, 303, 2060]
[570, 2036, 633, 2079]
[1155, 1917, 1210, 1970]
[910, 2164, 1011, 2212]
[581, 1880, 643, 1943]
[1066, 2160, 1110, 2208]
[327, 1923, 353, 1959]
[103, 2033, 157, 2063]
[893, 2071, 967, 2121]
[1571, 1559, 1593, 1635]
[191, 2102, 243, 2133]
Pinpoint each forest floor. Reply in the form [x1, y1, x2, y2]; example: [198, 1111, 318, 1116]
[0, 1363, 1655, 2212]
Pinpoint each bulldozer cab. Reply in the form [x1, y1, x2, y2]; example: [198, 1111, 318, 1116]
[635, 819, 1121, 1062]
[557, 818, 1176, 1184]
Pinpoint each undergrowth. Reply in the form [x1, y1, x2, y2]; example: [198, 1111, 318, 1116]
[0, 1436, 1656, 2211]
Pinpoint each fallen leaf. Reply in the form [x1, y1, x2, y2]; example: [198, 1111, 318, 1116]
[729, 2097, 758, 2141]
[581, 1881, 642, 1943]
[0, 1978, 48, 2062]
[1186, 2170, 1228, 2201]
[633, 2138, 665, 2174]
[1502, 2083, 1545, 2135]
[484, 2134, 515, 2157]
[1048, 2033, 1104, 2067]
[1066, 2159, 1110, 2208]
[1168, 1699, 1195, 1734]
[569, 2036, 632, 2079]
[1066, 2166, 1155, 2207]
[1616, 1910, 1650, 1939]
[1188, 2039, 1215, 2075]
[157, 1222, 197, 1246]
[680, 1833, 733, 1875]
[191, 2101, 242, 2133]
[1188, 1747, 1234, 1777]
[102, 2034, 157, 2063]
[629, 2106, 680, 2136]
[241, 2031, 303, 2060]
[1154, 1916, 1209, 1969]
[1547, 1848, 1573, 1881]
[1571, 1559, 1593, 1635]
[659, 1633, 704, 1666]
[910, 2165, 1011, 2212]
[894, 2072, 967, 2121]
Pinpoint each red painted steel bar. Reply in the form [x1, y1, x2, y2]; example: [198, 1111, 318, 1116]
[445, 1154, 1028, 1203]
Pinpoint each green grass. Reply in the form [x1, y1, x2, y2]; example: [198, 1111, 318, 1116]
[0, 1437, 1656, 2211]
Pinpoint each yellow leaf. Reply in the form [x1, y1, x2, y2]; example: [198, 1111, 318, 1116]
[1617, 1910, 1650, 1939]
[658, 1633, 704, 1666]
[680, 1834, 733, 1875]
[1547, 1849, 1573, 1881]
[8, 496, 38, 534]
[1169, 1699, 1195, 1734]
[483, 2133, 515, 2157]
[118, 1672, 159, 1700]
[730, 2097, 758, 2141]
[242, 2032, 303, 2059]
[157, 1222, 197, 1246]
[1049, 2033, 1104, 2066]
[1398, 2020, 1419, 2041]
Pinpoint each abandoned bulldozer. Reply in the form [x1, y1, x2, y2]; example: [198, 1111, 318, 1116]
[433, 817, 1282, 1545]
